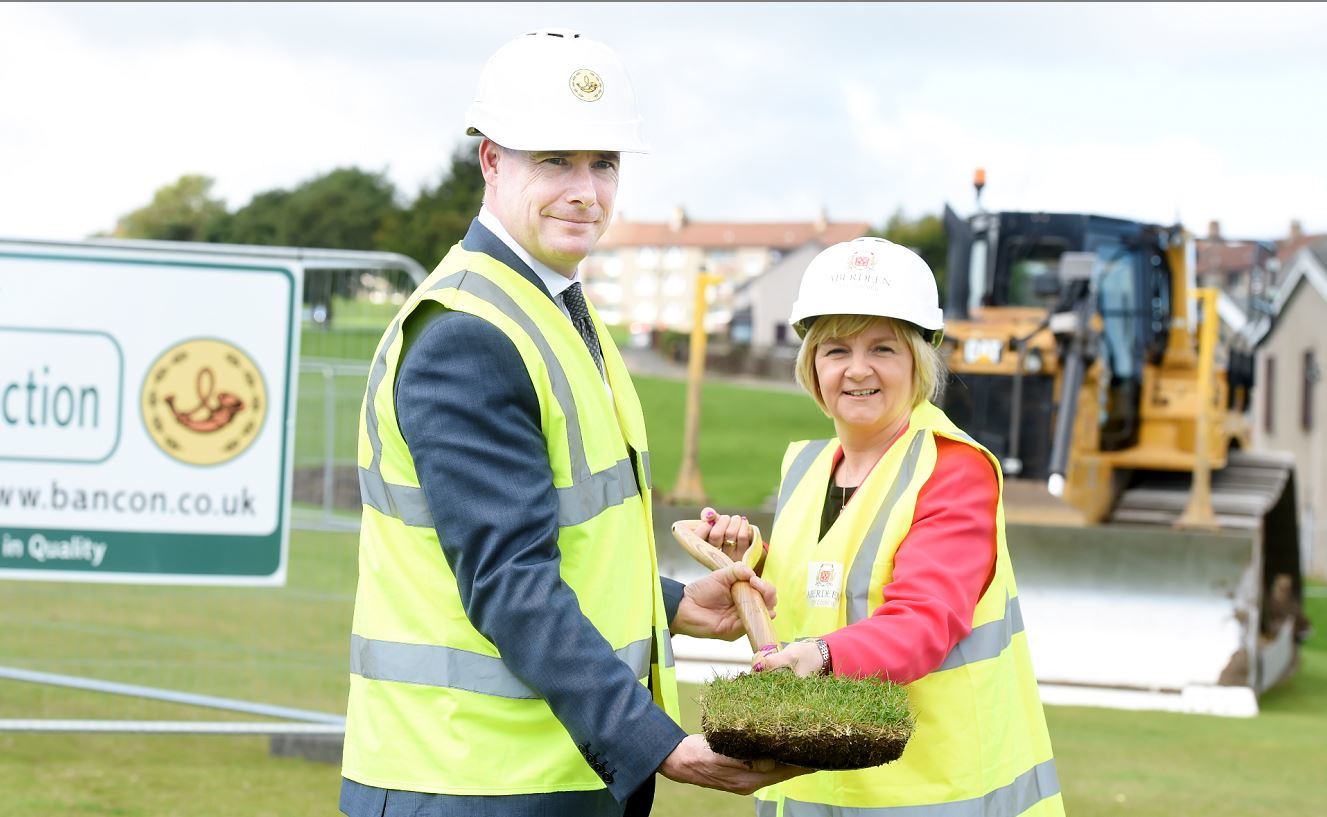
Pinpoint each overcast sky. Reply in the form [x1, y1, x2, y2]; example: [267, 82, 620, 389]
[2, 2, 1324, 244]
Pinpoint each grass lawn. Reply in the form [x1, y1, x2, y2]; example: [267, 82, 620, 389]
[2, 529, 1325, 816]
[291, 369, 833, 510]
[632, 376, 832, 508]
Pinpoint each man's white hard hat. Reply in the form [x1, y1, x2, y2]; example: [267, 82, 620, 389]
[465, 28, 649, 153]
[789, 237, 944, 343]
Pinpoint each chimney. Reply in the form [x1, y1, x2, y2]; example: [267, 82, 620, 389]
[814, 206, 829, 233]
[1207, 220, 1221, 240]
[669, 205, 687, 233]
[1289, 219, 1304, 243]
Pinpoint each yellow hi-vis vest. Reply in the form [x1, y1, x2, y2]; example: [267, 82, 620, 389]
[342, 243, 680, 795]
[755, 401, 1063, 817]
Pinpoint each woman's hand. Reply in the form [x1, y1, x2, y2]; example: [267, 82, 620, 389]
[752, 640, 826, 678]
[683, 506, 753, 563]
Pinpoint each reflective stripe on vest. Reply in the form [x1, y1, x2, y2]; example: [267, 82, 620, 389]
[756, 759, 1060, 817]
[936, 593, 1024, 672]
[846, 432, 926, 623]
[358, 270, 640, 529]
[350, 631, 668, 699]
[774, 439, 831, 528]
[780, 593, 1021, 673]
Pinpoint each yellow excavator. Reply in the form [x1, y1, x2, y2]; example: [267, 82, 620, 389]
[940, 174, 1307, 714]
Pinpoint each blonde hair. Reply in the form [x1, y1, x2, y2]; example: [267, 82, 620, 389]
[794, 315, 947, 417]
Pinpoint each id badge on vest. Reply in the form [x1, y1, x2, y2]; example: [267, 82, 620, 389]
[806, 561, 843, 608]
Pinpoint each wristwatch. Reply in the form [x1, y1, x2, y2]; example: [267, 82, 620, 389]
[814, 637, 833, 675]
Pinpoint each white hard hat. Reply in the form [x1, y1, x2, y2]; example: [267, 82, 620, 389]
[789, 237, 944, 344]
[465, 28, 649, 153]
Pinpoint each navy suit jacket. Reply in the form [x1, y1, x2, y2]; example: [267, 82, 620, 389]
[341, 221, 688, 817]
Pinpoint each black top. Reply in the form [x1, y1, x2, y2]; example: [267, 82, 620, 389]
[820, 475, 858, 540]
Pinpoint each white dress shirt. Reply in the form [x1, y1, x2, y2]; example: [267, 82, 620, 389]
[477, 207, 612, 396]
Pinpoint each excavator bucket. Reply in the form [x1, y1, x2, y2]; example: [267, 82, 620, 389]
[1005, 450, 1304, 716]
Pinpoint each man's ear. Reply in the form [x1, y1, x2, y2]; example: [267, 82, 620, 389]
[478, 138, 502, 185]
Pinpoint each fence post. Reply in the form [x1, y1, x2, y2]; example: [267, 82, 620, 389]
[322, 364, 336, 527]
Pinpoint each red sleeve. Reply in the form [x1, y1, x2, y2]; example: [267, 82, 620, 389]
[820, 437, 998, 684]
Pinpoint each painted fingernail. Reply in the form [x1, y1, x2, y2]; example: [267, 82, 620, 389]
[753, 663, 764, 672]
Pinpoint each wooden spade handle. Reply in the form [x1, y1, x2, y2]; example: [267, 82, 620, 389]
[670, 521, 779, 653]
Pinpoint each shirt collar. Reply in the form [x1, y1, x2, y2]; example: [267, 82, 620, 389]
[477, 206, 579, 298]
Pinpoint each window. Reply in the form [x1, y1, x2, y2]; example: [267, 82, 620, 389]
[664, 247, 686, 269]
[997, 237, 1069, 308]
[633, 274, 658, 296]
[707, 249, 736, 275]
[637, 247, 659, 269]
[1093, 241, 1138, 381]
[1303, 349, 1319, 433]
[590, 281, 622, 304]
[1264, 356, 1276, 435]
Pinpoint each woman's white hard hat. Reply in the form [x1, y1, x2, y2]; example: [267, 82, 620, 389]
[465, 28, 649, 153]
[789, 237, 945, 343]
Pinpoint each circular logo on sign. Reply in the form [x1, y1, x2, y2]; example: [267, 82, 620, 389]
[141, 338, 267, 466]
[569, 68, 604, 102]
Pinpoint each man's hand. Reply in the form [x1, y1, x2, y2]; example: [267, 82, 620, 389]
[672, 563, 777, 640]
[658, 735, 808, 794]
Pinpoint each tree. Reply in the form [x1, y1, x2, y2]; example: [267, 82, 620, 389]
[218, 167, 401, 251]
[114, 174, 228, 242]
[283, 167, 400, 250]
[222, 188, 293, 246]
[874, 209, 948, 298]
[377, 145, 485, 268]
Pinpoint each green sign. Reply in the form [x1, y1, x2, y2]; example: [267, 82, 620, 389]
[0, 242, 301, 584]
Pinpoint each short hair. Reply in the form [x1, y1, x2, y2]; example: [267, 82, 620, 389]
[793, 315, 947, 417]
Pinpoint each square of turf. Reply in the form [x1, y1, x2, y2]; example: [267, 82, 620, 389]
[699, 670, 914, 771]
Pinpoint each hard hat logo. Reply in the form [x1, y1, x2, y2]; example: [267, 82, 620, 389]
[569, 69, 604, 102]
[849, 251, 877, 271]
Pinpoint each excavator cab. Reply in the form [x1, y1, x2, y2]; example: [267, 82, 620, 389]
[941, 193, 1306, 715]
[942, 210, 1178, 474]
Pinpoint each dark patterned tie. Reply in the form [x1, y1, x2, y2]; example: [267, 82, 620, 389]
[561, 282, 604, 376]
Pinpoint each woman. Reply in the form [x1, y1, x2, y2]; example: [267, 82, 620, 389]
[695, 237, 1064, 816]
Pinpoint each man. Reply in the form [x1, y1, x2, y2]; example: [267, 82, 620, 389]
[340, 29, 801, 817]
